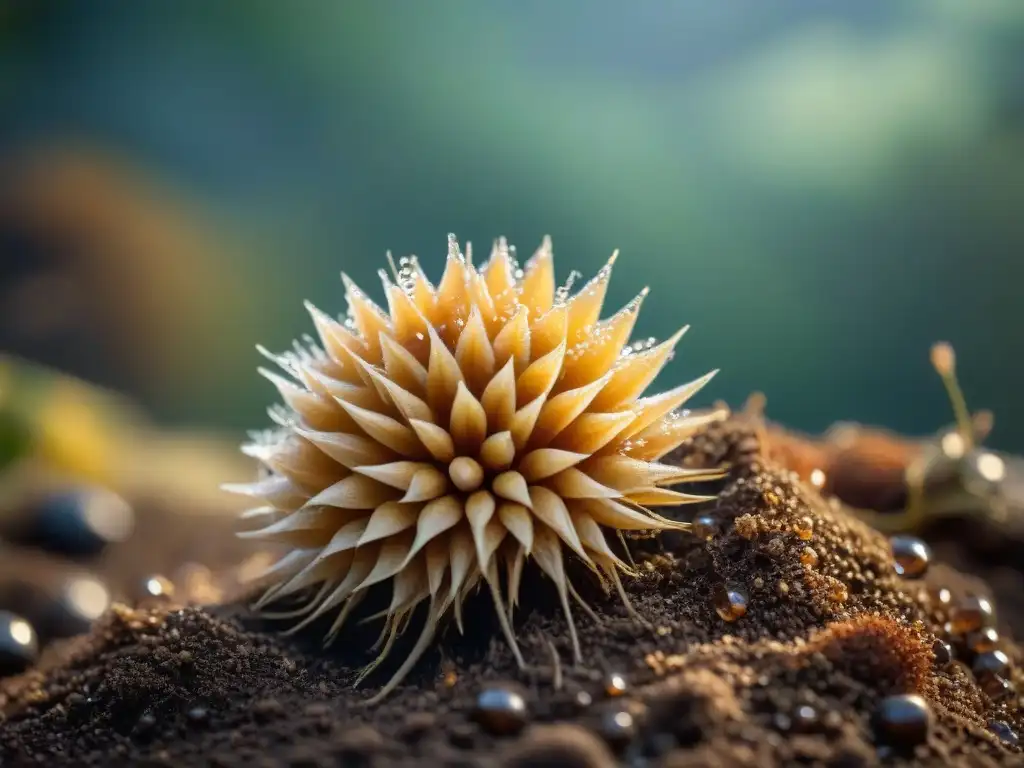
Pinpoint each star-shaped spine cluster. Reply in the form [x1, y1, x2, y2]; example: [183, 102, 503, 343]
[227, 235, 725, 701]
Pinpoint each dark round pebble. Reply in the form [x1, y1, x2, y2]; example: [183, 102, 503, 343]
[988, 720, 1019, 747]
[793, 704, 818, 732]
[967, 627, 1000, 654]
[890, 535, 931, 579]
[598, 709, 636, 752]
[186, 707, 209, 726]
[873, 694, 931, 748]
[30, 487, 134, 557]
[0, 610, 38, 677]
[972, 650, 1011, 680]
[980, 675, 1015, 702]
[691, 515, 717, 541]
[42, 576, 111, 639]
[932, 639, 954, 667]
[475, 686, 529, 736]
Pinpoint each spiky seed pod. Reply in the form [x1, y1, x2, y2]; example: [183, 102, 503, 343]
[227, 234, 726, 702]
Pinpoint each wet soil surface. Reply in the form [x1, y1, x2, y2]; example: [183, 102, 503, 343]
[1, 417, 1023, 767]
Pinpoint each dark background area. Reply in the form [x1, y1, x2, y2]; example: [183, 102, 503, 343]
[1, 0, 1022, 450]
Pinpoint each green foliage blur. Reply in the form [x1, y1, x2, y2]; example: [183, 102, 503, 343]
[1, 1, 1023, 449]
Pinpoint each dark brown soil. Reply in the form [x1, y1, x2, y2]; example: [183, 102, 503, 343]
[2, 417, 1023, 767]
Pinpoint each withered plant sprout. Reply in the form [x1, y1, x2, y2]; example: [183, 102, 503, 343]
[226, 235, 726, 702]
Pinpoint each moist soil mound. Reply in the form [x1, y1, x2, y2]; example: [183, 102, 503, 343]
[1, 417, 1022, 767]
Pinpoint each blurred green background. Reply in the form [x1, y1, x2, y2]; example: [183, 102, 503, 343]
[1, 0, 1022, 449]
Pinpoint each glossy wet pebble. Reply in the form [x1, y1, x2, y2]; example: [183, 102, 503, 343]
[890, 535, 931, 579]
[988, 720, 1019, 747]
[949, 595, 995, 635]
[714, 584, 748, 622]
[0, 610, 38, 677]
[932, 639, 954, 667]
[598, 709, 636, 752]
[972, 650, 1011, 680]
[38, 576, 111, 640]
[29, 487, 134, 557]
[474, 686, 528, 735]
[873, 694, 931, 748]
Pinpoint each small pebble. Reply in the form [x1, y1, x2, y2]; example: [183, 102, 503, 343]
[793, 704, 818, 732]
[873, 694, 931, 748]
[598, 709, 636, 752]
[604, 673, 628, 697]
[979, 675, 1015, 702]
[972, 650, 1011, 680]
[144, 576, 175, 600]
[967, 627, 1000, 654]
[988, 720, 1019, 747]
[714, 584, 748, 622]
[932, 639, 954, 667]
[691, 515, 716, 541]
[43, 576, 111, 639]
[890, 535, 931, 579]
[474, 686, 529, 736]
[794, 516, 814, 540]
[950, 595, 995, 635]
[0, 611, 38, 677]
[800, 547, 819, 567]
[30, 487, 135, 557]
[186, 707, 209, 726]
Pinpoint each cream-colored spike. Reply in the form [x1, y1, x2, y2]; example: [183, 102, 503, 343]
[353, 461, 433, 491]
[558, 288, 646, 391]
[398, 466, 448, 503]
[454, 308, 495, 391]
[492, 307, 531, 373]
[403, 495, 463, 566]
[580, 497, 688, 531]
[282, 547, 379, 635]
[516, 340, 566, 405]
[590, 326, 689, 412]
[528, 486, 591, 564]
[306, 474, 397, 509]
[480, 359, 517, 433]
[482, 238, 518, 320]
[335, 400, 428, 458]
[222, 474, 309, 510]
[303, 301, 367, 384]
[493, 471, 533, 508]
[531, 526, 582, 662]
[341, 273, 391, 361]
[498, 502, 534, 554]
[547, 468, 622, 499]
[529, 304, 568, 359]
[509, 397, 546, 450]
[358, 502, 421, 546]
[622, 369, 719, 438]
[531, 373, 613, 446]
[407, 419, 456, 462]
[383, 282, 431, 360]
[519, 237, 555, 318]
[425, 324, 464, 418]
[359, 363, 433, 424]
[257, 368, 346, 433]
[295, 427, 395, 469]
[379, 334, 429, 395]
[519, 448, 589, 482]
[584, 455, 725, 491]
[624, 407, 730, 461]
[625, 487, 715, 506]
[450, 381, 488, 452]
[565, 251, 616, 344]
[551, 410, 636, 455]
[480, 431, 515, 470]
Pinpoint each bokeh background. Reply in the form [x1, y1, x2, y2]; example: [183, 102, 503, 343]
[2, 0, 1023, 450]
